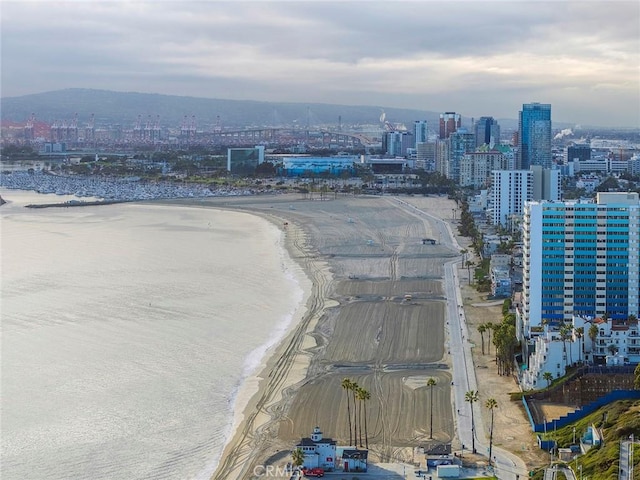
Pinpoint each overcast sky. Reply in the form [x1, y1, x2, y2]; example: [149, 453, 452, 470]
[2, 1, 639, 127]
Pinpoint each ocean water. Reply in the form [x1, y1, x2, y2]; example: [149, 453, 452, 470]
[0, 190, 307, 480]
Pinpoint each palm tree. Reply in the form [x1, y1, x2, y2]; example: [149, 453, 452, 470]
[588, 323, 599, 362]
[350, 381, 359, 446]
[341, 378, 353, 446]
[485, 398, 498, 465]
[559, 323, 571, 367]
[466, 260, 474, 284]
[543, 371, 554, 388]
[427, 378, 437, 439]
[478, 324, 487, 355]
[485, 323, 494, 356]
[356, 386, 365, 447]
[359, 387, 371, 449]
[292, 447, 305, 468]
[635, 363, 640, 389]
[465, 390, 479, 453]
[460, 248, 468, 265]
[575, 327, 584, 364]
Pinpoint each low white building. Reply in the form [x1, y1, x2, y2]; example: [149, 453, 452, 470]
[296, 426, 337, 470]
[520, 325, 581, 390]
[585, 316, 640, 366]
[341, 449, 368, 472]
[519, 315, 640, 390]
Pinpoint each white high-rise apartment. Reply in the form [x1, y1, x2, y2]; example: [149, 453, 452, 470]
[490, 170, 533, 227]
[490, 168, 561, 227]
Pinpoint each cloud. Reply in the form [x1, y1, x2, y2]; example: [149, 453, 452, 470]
[1, 1, 638, 126]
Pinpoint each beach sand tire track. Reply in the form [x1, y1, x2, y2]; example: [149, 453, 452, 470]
[212, 219, 331, 480]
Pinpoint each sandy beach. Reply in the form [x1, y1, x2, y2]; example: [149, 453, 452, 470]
[165, 192, 548, 479]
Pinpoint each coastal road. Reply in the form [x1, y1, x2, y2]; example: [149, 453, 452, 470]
[391, 198, 529, 480]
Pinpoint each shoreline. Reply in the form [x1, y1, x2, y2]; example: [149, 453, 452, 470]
[207, 201, 336, 480]
[3, 188, 543, 477]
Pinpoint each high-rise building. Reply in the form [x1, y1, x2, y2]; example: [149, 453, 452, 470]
[491, 168, 561, 228]
[439, 112, 461, 139]
[521, 193, 640, 339]
[491, 170, 533, 227]
[567, 143, 591, 163]
[459, 151, 509, 188]
[530, 165, 561, 201]
[383, 131, 414, 157]
[416, 141, 436, 171]
[446, 128, 475, 182]
[517, 103, 552, 169]
[473, 117, 500, 148]
[414, 120, 428, 147]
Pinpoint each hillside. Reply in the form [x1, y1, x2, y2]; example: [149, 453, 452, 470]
[532, 400, 640, 479]
[0, 88, 520, 131]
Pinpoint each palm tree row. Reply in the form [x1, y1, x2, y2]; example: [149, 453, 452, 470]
[492, 322, 518, 375]
[477, 322, 495, 356]
[341, 378, 370, 449]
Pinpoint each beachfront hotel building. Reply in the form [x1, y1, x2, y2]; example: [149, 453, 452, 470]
[517, 192, 640, 388]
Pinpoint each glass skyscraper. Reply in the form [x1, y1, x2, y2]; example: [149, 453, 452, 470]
[517, 103, 552, 169]
[473, 116, 500, 148]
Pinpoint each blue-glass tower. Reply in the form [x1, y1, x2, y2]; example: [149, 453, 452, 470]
[517, 103, 551, 169]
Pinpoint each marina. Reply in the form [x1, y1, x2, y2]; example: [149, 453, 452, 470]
[0, 170, 262, 202]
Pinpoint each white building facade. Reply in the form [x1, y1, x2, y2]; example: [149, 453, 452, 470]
[296, 426, 337, 470]
[490, 170, 533, 227]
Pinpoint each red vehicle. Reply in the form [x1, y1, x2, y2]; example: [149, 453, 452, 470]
[301, 467, 325, 477]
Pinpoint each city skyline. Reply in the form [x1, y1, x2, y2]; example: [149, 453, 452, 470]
[1, 1, 639, 128]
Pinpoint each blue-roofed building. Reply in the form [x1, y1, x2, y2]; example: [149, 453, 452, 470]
[279, 156, 357, 177]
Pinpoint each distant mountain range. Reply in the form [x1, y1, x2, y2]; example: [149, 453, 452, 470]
[0, 88, 524, 131]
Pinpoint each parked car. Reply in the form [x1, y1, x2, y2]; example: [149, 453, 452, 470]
[301, 467, 325, 477]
